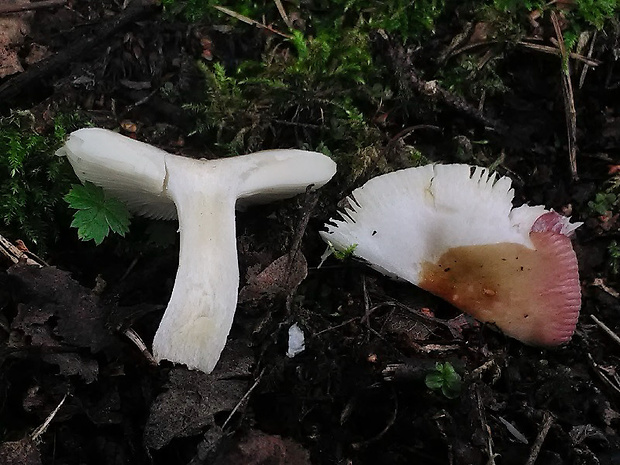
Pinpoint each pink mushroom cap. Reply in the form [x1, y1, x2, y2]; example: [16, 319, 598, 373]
[321, 164, 582, 346]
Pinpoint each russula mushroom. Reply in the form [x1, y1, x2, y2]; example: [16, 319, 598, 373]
[57, 128, 336, 373]
[321, 164, 581, 346]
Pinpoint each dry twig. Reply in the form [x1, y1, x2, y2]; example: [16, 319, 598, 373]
[123, 328, 158, 366]
[516, 40, 600, 67]
[222, 368, 265, 429]
[587, 353, 620, 396]
[525, 411, 554, 465]
[0, 234, 44, 267]
[590, 314, 620, 347]
[551, 11, 578, 180]
[350, 388, 398, 449]
[31, 394, 67, 441]
[474, 386, 498, 465]
[578, 31, 597, 89]
[273, 0, 293, 29]
[592, 277, 620, 299]
[386, 40, 506, 134]
[213, 5, 292, 39]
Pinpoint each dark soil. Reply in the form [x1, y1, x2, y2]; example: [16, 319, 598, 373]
[1, 1, 620, 464]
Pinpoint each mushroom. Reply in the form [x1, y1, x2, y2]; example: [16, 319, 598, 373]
[57, 128, 336, 373]
[321, 164, 581, 346]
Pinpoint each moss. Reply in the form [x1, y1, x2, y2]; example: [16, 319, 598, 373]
[575, 0, 620, 29]
[163, 0, 446, 38]
[184, 26, 383, 162]
[0, 112, 81, 250]
[491, 0, 545, 13]
[492, 0, 619, 29]
[438, 54, 507, 101]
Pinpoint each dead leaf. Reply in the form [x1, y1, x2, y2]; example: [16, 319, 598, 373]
[84, 386, 123, 425]
[239, 253, 308, 302]
[215, 430, 311, 465]
[0, 5, 33, 78]
[10, 301, 59, 348]
[383, 308, 434, 344]
[144, 340, 254, 449]
[570, 424, 607, 445]
[8, 263, 116, 354]
[24, 43, 49, 65]
[468, 22, 494, 44]
[42, 353, 99, 384]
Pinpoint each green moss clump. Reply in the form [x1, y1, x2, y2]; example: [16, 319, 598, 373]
[492, 0, 619, 29]
[575, 0, 620, 29]
[162, 0, 447, 39]
[185, 26, 383, 160]
[0, 112, 80, 250]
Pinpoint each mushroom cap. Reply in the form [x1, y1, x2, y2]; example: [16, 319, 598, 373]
[321, 164, 581, 346]
[57, 128, 174, 219]
[58, 128, 337, 373]
[231, 147, 337, 205]
[58, 128, 337, 219]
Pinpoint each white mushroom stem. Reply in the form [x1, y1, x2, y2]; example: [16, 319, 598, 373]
[155, 156, 241, 373]
[58, 128, 336, 373]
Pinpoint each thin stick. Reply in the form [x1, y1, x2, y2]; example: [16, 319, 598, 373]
[389, 124, 442, 144]
[590, 314, 620, 347]
[475, 386, 497, 465]
[587, 353, 620, 396]
[525, 412, 554, 465]
[578, 31, 597, 89]
[386, 40, 505, 134]
[361, 275, 371, 325]
[0, 234, 43, 267]
[213, 5, 292, 39]
[516, 41, 600, 67]
[0, 0, 65, 14]
[351, 390, 398, 448]
[31, 394, 67, 441]
[313, 317, 359, 336]
[273, 0, 292, 29]
[222, 368, 265, 429]
[592, 277, 620, 299]
[551, 11, 578, 180]
[446, 38, 600, 68]
[124, 328, 158, 366]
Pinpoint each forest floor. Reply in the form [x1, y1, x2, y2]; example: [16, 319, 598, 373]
[1, 0, 620, 464]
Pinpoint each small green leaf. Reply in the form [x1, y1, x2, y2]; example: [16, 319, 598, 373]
[64, 182, 105, 209]
[425, 372, 444, 390]
[64, 182, 131, 245]
[441, 383, 461, 400]
[425, 362, 462, 399]
[327, 241, 358, 261]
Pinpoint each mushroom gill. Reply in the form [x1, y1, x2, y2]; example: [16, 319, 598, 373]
[321, 164, 581, 346]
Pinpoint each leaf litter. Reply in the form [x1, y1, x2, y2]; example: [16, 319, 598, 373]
[144, 339, 254, 450]
[3, 0, 620, 463]
[0, 4, 33, 78]
[3, 256, 259, 462]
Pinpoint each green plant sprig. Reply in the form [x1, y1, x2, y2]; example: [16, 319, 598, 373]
[64, 182, 131, 245]
[425, 362, 462, 399]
